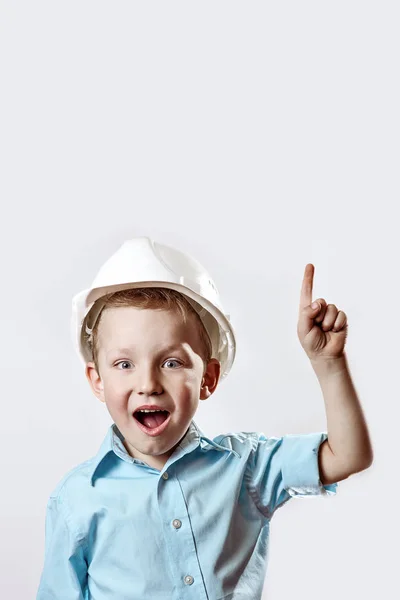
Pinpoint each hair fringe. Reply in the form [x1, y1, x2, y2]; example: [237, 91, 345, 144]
[87, 287, 213, 373]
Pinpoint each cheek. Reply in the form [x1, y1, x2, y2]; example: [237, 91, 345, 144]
[103, 377, 130, 402]
[103, 394, 130, 421]
[103, 370, 200, 396]
[175, 376, 201, 399]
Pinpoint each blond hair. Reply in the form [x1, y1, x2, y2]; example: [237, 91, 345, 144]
[87, 287, 213, 374]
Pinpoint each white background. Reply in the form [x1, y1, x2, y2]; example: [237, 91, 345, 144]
[0, 1, 397, 598]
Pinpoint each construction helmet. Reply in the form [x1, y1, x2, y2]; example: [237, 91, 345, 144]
[71, 237, 236, 381]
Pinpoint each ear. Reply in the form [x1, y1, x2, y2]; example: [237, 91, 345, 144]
[199, 358, 221, 401]
[85, 362, 105, 403]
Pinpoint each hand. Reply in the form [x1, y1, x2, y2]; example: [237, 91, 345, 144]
[297, 264, 348, 362]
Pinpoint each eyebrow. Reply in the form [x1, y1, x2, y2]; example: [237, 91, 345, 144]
[106, 344, 185, 358]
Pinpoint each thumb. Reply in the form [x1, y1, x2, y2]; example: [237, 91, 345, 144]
[303, 300, 321, 319]
[298, 300, 320, 339]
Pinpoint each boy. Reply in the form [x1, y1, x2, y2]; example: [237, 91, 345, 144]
[36, 236, 373, 600]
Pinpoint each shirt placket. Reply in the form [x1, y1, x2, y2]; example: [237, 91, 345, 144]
[157, 468, 209, 600]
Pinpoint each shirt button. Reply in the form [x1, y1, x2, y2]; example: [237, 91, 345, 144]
[162, 472, 169, 480]
[172, 519, 181, 529]
[184, 575, 194, 585]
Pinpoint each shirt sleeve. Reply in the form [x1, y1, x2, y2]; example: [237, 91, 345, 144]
[248, 431, 338, 520]
[36, 495, 88, 599]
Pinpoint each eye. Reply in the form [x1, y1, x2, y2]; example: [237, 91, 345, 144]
[115, 361, 132, 370]
[114, 359, 182, 370]
[163, 359, 182, 369]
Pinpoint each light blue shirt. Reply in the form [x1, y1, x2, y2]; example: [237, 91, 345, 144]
[36, 420, 338, 600]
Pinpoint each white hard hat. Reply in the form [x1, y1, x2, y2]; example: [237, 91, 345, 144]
[71, 237, 236, 381]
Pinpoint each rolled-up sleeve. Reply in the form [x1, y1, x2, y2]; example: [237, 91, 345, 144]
[36, 496, 88, 599]
[249, 431, 338, 519]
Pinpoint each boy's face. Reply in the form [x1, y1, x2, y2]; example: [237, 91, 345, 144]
[85, 306, 221, 471]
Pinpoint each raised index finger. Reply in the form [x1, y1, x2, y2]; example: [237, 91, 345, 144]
[300, 263, 314, 310]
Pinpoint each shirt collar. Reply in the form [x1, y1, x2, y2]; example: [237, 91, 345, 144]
[89, 420, 235, 486]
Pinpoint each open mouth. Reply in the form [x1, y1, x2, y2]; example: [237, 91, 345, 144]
[134, 410, 170, 431]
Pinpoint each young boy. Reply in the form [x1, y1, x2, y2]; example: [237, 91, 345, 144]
[36, 236, 373, 600]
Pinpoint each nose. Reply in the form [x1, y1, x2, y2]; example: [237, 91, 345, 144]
[135, 364, 163, 396]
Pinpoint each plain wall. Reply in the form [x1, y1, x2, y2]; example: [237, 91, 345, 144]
[0, 1, 396, 598]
